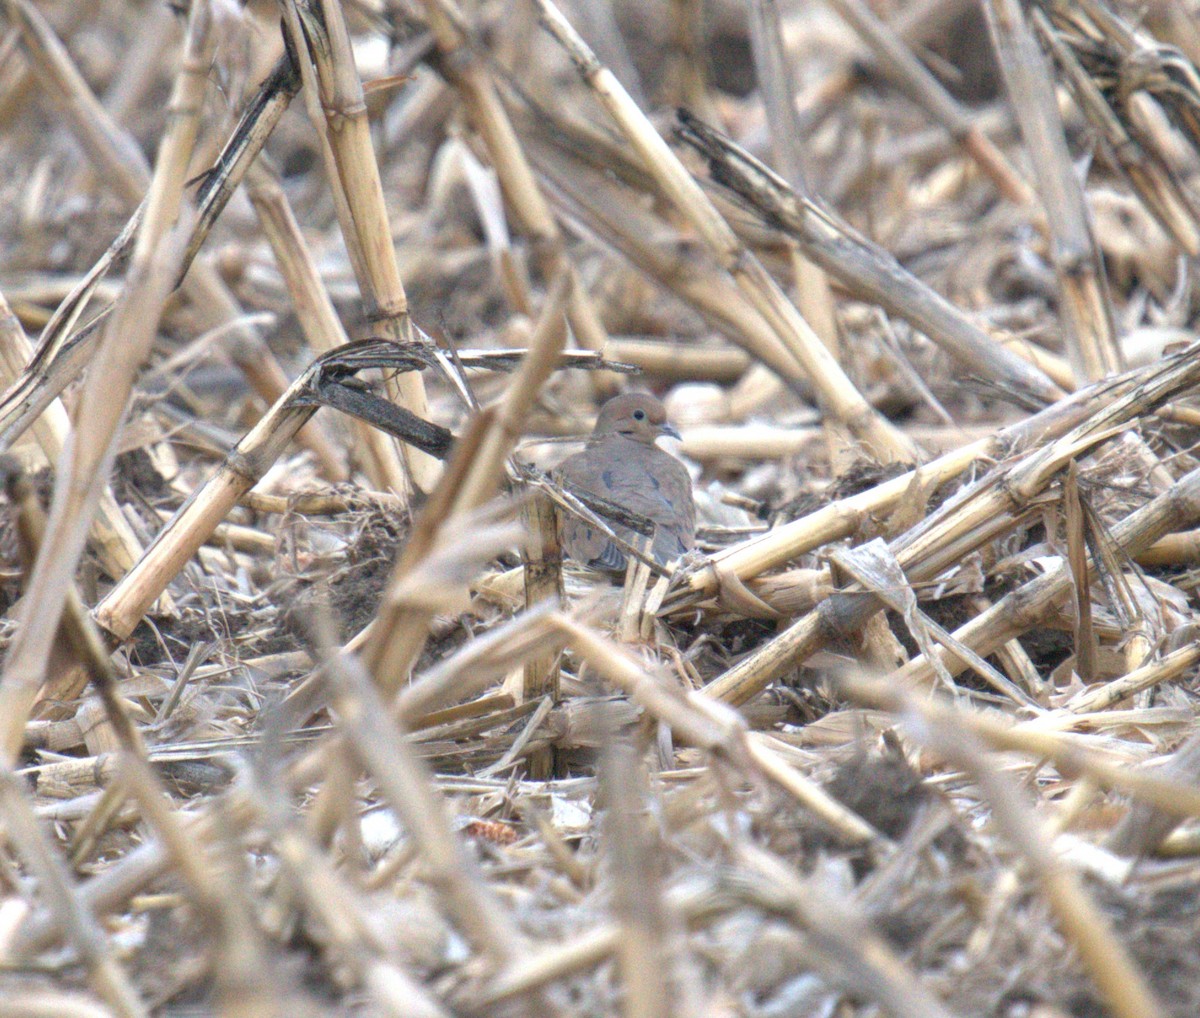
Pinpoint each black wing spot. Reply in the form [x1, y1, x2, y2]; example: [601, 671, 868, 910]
[649, 474, 660, 489]
[602, 470, 615, 489]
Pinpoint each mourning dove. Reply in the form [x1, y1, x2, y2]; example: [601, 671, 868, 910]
[554, 393, 695, 570]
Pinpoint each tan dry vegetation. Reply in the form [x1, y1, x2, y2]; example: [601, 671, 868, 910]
[2, 0, 1200, 1015]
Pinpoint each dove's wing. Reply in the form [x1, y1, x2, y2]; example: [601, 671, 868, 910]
[554, 438, 695, 570]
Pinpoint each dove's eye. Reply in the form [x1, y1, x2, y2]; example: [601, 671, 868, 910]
[633, 410, 646, 420]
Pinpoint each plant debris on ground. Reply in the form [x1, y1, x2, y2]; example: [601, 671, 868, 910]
[2, 1, 1200, 1016]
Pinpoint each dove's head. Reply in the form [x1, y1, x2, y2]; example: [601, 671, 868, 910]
[591, 393, 681, 445]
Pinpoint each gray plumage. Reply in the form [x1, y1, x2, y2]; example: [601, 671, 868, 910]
[554, 394, 695, 571]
